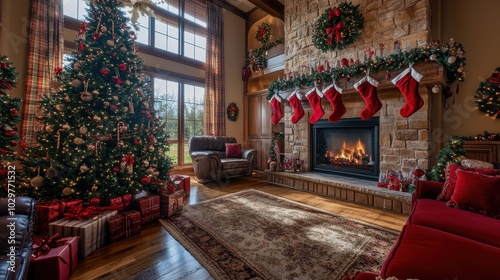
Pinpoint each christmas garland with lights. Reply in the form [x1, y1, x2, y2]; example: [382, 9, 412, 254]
[266, 39, 466, 100]
[226, 102, 239, 121]
[312, 2, 364, 53]
[255, 22, 272, 44]
[474, 67, 500, 119]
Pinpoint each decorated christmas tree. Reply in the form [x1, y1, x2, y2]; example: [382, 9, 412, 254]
[0, 55, 21, 197]
[19, 0, 172, 203]
[428, 136, 466, 182]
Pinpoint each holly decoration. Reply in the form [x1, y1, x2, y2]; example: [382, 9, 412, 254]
[226, 102, 239, 121]
[428, 136, 466, 182]
[18, 0, 173, 202]
[474, 67, 500, 118]
[267, 39, 466, 100]
[312, 2, 365, 53]
[255, 22, 272, 44]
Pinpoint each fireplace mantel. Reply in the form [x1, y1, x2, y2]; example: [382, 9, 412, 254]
[275, 63, 446, 100]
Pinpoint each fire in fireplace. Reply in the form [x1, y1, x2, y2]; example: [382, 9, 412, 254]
[311, 118, 380, 180]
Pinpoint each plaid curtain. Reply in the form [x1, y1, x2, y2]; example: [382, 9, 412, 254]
[204, 2, 225, 136]
[20, 0, 63, 146]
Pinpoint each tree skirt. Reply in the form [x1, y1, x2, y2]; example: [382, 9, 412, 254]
[160, 190, 398, 280]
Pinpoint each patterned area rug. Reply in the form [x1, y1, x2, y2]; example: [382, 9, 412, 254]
[160, 190, 398, 280]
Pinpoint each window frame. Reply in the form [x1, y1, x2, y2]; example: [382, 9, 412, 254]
[63, 0, 207, 69]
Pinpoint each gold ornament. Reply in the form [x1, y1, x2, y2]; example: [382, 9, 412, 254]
[30, 175, 45, 189]
[71, 79, 82, 88]
[106, 40, 115, 46]
[45, 125, 54, 133]
[62, 123, 71, 130]
[93, 115, 102, 122]
[55, 104, 66, 111]
[142, 159, 149, 167]
[74, 137, 84, 145]
[88, 144, 96, 151]
[146, 167, 154, 174]
[101, 25, 107, 33]
[64, 95, 71, 102]
[80, 164, 89, 173]
[92, 90, 99, 95]
[148, 145, 155, 152]
[81, 91, 93, 102]
[73, 62, 81, 69]
[79, 126, 88, 134]
[62, 187, 75, 196]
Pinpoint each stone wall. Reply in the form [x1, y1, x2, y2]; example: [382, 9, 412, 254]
[281, 0, 433, 177]
[284, 0, 431, 72]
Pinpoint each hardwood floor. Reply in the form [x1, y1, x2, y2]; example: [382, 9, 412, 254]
[70, 172, 408, 280]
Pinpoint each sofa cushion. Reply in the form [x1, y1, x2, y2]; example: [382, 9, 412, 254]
[408, 199, 500, 247]
[446, 170, 500, 218]
[225, 143, 242, 158]
[189, 136, 237, 153]
[221, 158, 250, 170]
[381, 224, 500, 279]
[461, 158, 494, 169]
[437, 163, 500, 201]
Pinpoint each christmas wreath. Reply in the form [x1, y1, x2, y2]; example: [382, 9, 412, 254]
[227, 102, 239, 121]
[474, 67, 500, 119]
[255, 22, 272, 44]
[312, 2, 364, 53]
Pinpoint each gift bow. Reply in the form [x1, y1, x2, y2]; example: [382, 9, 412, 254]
[122, 154, 135, 166]
[63, 205, 101, 220]
[31, 233, 62, 259]
[326, 22, 343, 45]
[119, 0, 156, 24]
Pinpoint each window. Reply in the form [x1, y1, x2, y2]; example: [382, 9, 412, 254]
[184, 25, 207, 62]
[63, 0, 88, 21]
[154, 18, 179, 54]
[154, 77, 205, 165]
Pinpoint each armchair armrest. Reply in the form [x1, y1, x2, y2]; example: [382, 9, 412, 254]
[190, 150, 220, 159]
[241, 149, 256, 159]
[189, 151, 222, 183]
[411, 180, 444, 207]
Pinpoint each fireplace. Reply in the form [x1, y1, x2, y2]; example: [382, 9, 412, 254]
[310, 118, 380, 181]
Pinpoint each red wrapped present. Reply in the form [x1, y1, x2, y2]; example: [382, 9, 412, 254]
[122, 194, 133, 209]
[173, 175, 190, 196]
[123, 210, 141, 237]
[49, 210, 117, 258]
[107, 215, 125, 243]
[134, 195, 160, 225]
[34, 201, 60, 235]
[28, 238, 72, 280]
[159, 189, 185, 218]
[58, 199, 82, 215]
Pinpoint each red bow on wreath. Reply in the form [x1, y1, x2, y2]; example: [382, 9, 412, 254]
[328, 7, 341, 20]
[326, 22, 343, 44]
[258, 27, 266, 40]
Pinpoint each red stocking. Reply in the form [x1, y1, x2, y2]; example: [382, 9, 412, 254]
[392, 65, 424, 118]
[305, 87, 324, 124]
[287, 91, 304, 124]
[270, 94, 283, 125]
[354, 74, 381, 120]
[323, 82, 346, 123]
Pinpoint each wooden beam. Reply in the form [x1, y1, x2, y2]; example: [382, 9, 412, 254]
[247, 0, 284, 20]
[208, 0, 247, 19]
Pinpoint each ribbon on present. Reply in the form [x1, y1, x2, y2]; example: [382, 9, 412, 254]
[31, 233, 62, 260]
[63, 205, 102, 220]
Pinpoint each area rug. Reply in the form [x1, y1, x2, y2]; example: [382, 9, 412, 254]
[160, 189, 399, 280]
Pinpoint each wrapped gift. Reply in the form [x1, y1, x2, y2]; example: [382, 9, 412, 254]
[58, 199, 83, 215]
[159, 189, 185, 218]
[49, 210, 117, 258]
[173, 175, 190, 196]
[123, 210, 141, 237]
[109, 194, 133, 211]
[34, 201, 60, 235]
[107, 215, 125, 243]
[29, 238, 72, 280]
[134, 195, 160, 225]
[122, 194, 133, 209]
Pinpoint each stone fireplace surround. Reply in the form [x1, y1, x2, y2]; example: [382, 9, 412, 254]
[268, 64, 446, 214]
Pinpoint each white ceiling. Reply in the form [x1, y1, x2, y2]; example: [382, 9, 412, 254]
[225, 0, 256, 13]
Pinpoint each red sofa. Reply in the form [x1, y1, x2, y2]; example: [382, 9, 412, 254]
[345, 180, 500, 280]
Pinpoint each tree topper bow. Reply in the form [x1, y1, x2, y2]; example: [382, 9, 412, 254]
[119, 0, 156, 24]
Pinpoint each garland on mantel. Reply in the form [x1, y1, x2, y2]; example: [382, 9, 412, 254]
[266, 39, 466, 100]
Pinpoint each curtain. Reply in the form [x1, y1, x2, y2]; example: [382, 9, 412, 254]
[204, 2, 225, 136]
[20, 0, 63, 146]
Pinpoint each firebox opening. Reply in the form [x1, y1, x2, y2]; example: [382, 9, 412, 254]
[311, 118, 380, 181]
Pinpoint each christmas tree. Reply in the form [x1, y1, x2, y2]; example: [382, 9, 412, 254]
[428, 136, 466, 182]
[0, 55, 21, 197]
[19, 0, 172, 203]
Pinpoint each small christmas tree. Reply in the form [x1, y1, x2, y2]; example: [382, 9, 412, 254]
[0, 55, 21, 197]
[428, 136, 466, 182]
[19, 0, 172, 203]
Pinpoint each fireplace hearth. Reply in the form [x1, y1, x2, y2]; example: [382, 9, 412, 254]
[311, 118, 380, 181]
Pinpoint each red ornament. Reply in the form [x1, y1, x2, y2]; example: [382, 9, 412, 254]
[317, 65, 324, 72]
[10, 141, 17, 147]
[100, 69, 109, 76]
[79, 42, 85, 51]
[10, 108, 18, 116]
[113, 167, 120, 173]
[5, 131, 16, 137]
[110, 105, 118, 112]
[133, 139, 141, 145]
[0, 62, 7, 69]
[385, 71, 391, 80]
[92, 32, 101, 41]
[119, 63, 127, 71]
[54, 67, 63, 75]
[141, 177, 151, 185]
[113, 77, 123, 85]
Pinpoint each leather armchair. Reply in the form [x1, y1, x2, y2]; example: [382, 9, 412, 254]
[0, 196, 35, 280]
[188, 136, 257, 183]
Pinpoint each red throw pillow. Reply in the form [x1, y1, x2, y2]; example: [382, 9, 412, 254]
[446, 170, 500, 218]
[437, 164, 500, 201]
[225, 143, 242, 158]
